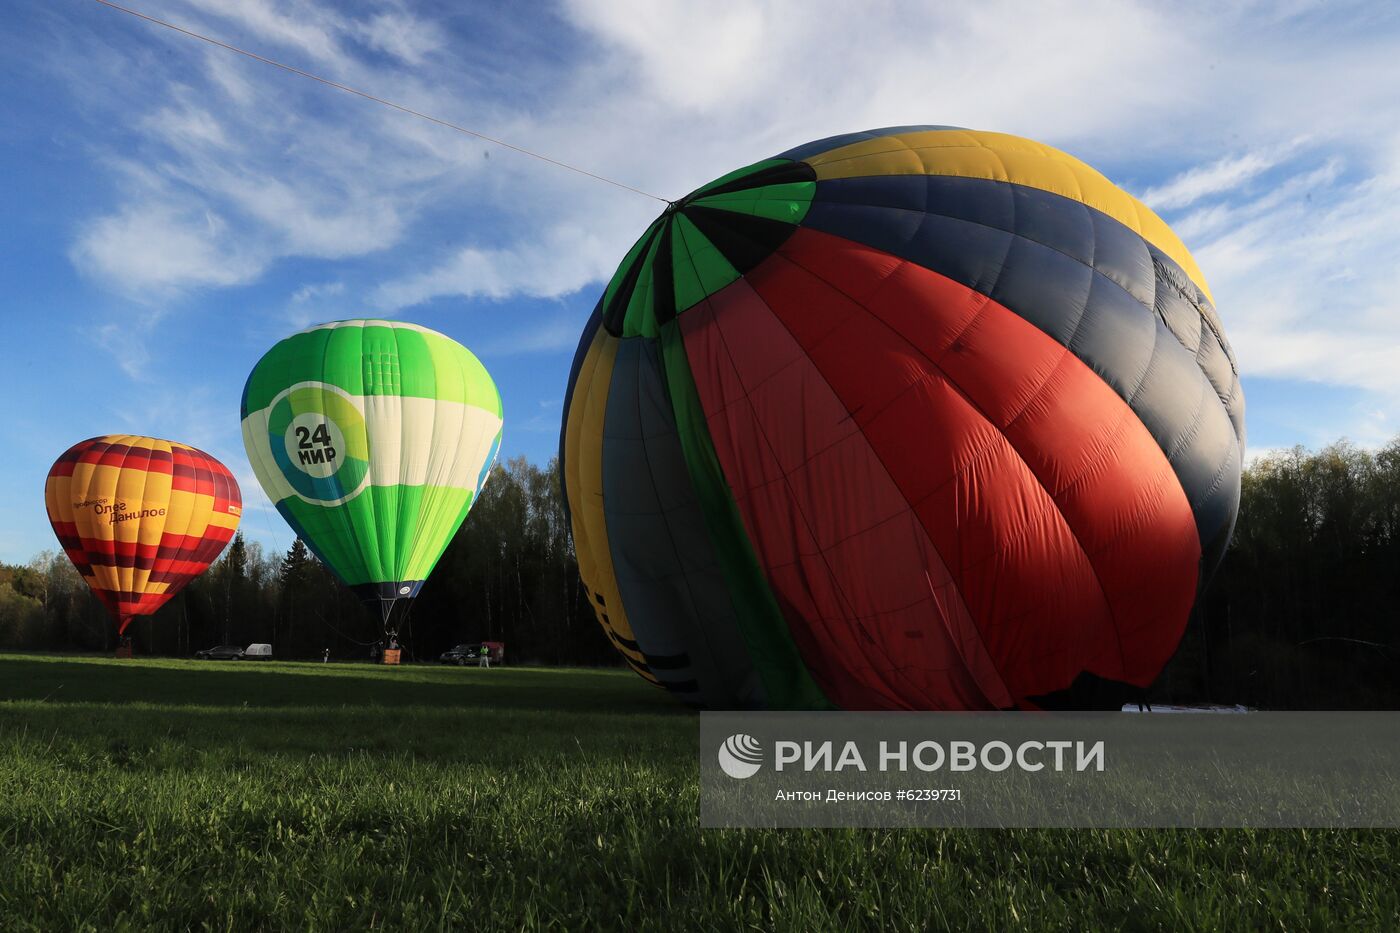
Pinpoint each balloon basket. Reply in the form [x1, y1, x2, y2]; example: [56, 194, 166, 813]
[114, 644, 133, 659]
[382, 649, 401, 666]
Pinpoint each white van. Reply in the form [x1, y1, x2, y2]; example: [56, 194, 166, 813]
[244, 643, 273, 660]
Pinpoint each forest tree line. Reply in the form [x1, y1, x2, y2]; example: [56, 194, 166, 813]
[0, 457, 614, 667]
[2, 443, 1398, 707]
[1160, 440, 1400, 708]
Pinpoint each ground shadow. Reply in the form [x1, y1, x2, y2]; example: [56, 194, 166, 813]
[0, 653, 685, 717]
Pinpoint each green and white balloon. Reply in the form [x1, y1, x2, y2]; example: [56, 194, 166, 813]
[241, 319, 502, 620]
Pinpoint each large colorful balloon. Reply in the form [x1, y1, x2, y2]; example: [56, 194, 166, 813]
[561, 127, 1245, 710]
[241, 319, 503, 623]
[45, 435, 242, 633]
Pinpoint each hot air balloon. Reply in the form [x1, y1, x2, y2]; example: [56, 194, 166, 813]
[241, 319, 503, 630]
[45, 435, 242, 635]
[560, 126, 1245, 710]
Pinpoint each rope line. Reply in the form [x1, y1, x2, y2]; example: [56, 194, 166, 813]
[91, 0, 668, 203]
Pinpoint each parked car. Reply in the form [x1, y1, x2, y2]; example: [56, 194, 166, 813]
[439, 644, 480, 665]
[244, 643, 273, 660]
[439, 642, 505, 665]
[194, 645, 245, 661]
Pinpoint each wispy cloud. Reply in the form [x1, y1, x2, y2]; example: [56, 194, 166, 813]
[370, 222, 633, 308]
[65, 1, 480, 297]
[1129, 127, 1400, 449]
[93, 316, 161, 380]
[1141, 150, 1285, 212]
[72, 200, 262, 294]
[514, 397, 567, 435]
[290, 280, 345, 304]
[1175, 150, 1400, 397]
[351, 10, 446, 65]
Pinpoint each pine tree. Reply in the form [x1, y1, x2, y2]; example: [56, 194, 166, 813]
[280, 538, 311, 584]
[278, 538, 313, 656]
[220, 533, 248, 644]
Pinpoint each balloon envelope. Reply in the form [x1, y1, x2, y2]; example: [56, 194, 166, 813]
[45, 435, 242, 633]
[241, 319, 502, 618]
[560, 126, 1245, 710]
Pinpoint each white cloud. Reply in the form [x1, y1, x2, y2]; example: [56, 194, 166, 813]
[291, 280, 345, 303]
[174, 0, 347, 66]
[93, 319, 158, 381]
[71, 202, 263, 293]
[351, 11, 445, 65]
[1174, 146, 1400, 403]
[568, 0, 771, 111]
[370, 221, 636, 308]
[1141, 151, 1282, 212]
[141, 101, 230, 148]
[281, 280, 349, 329]
[66, 0, 481, 296]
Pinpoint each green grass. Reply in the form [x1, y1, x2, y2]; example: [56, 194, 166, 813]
[0, 653, 1397, 931]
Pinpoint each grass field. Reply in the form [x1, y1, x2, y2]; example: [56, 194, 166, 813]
[1, 653, 1398, 931]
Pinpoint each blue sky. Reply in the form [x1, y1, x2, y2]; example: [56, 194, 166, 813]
[3, 0, 1399, 564]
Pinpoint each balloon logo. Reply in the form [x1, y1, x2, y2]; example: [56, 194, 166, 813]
[717, 734, 763, 779]
[266, 384, 370, 505]
[561, 126, 1244, 711]
[243, 319, 503, 623]
[44, 435, 242, 633]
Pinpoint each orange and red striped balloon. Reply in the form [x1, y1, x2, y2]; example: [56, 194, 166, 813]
[45, 435, 242, 633]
